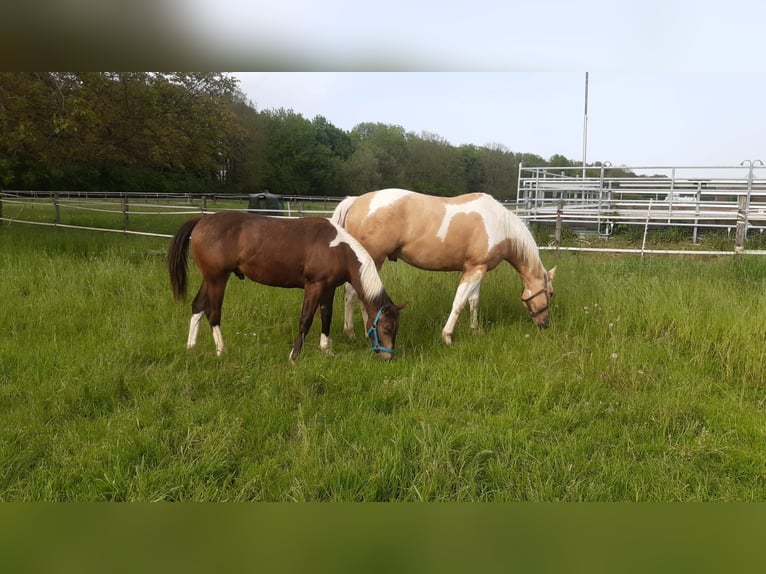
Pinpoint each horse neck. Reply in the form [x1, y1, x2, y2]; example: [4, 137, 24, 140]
[504, 240, 545, 288]
[501, 211, 545, 286]
[343, 250, 390, 314]
[357, 288, 391, 318]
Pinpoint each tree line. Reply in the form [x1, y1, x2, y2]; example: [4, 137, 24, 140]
[0, 72, 632, 200]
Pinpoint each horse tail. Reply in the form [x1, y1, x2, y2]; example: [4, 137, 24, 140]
[167, 217, 202, 300]
[331, 196, 357, 228]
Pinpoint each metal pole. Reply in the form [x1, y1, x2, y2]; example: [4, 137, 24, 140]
[122, 193, 129, 234]
[582, 72, 589, 179]
[740, 159, 763, 244]
[735, 195, 747, 255]
[642, 199, 653, 258]
[554, 198, 563, 251]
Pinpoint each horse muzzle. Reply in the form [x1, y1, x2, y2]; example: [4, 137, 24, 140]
[373, 350, 394, 361]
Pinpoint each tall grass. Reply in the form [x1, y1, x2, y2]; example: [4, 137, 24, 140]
[1, 224, 765, 500]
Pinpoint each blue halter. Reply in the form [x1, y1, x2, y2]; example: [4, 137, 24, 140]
[367, 305, 395, 354]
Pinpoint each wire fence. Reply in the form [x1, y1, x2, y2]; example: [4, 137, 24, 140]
[3, 182, 766, 256]
[0, 192, 339, 239]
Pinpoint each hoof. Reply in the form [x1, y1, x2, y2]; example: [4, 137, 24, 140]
[442, 333, 452, 346]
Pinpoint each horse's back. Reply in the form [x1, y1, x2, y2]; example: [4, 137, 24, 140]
[342, 189, 511, 271]
[190, 211, 348, 286]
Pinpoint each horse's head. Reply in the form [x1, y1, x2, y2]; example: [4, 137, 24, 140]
[366, 302, 405, 361]
[521, 266, 556, 328]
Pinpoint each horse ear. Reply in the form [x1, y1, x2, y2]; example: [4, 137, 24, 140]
[396, 301, 409, 311]
[548, 266, 557, 280]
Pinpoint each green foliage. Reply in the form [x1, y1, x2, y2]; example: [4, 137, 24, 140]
[0, 72, 606, 198]
[0, 72, 240, 192]
[2, 224, 766, 500]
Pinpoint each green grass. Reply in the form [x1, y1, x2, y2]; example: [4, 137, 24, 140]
[1, 222, 766, 501]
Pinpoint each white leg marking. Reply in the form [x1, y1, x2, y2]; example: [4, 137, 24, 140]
[343, 283, 359, 338]
[320, 333, 333, 353]
[187, 311, 204, 349]
[212, 325, 225, 356]
[442, 276, 482, 344]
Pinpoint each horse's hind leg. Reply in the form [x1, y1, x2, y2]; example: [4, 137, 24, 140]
[187, 283, 208, 350]
[191, 277, 229, 356]
[187, 310, 205, 349]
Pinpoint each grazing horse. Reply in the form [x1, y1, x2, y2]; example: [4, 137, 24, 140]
[167, 211, 403, 361]
[332, 188, 555, 345]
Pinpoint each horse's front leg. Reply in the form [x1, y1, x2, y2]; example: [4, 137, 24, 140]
[343, 282, 359, 339]
[442, 269, 484, 345]
[318, 286, 336, 354]
[289, 284, 322, 362]
[468, 281, 483, 331]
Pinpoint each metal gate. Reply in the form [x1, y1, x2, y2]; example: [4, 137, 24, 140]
[515, 162, 766, 245]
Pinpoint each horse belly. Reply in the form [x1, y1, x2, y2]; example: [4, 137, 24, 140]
[240, 260, 304, 289]
[397, 241, 466, 272]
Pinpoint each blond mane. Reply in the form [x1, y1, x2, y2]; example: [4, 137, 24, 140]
[329, 221, 385, 303]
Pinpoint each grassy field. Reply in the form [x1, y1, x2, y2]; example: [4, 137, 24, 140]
[1, 220, 765, 501]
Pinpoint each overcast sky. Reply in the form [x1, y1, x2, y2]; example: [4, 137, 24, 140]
[233, 72, 765, 173]
[168, 0, 766, 177]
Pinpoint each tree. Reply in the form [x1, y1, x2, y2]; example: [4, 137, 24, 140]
[350, 122, 407, 189]
[404, 131, 467, 195]
[476, 143, 518, 200]
[0, 72, 242, 192]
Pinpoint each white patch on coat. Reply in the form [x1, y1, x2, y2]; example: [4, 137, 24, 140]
[368, 188, 412, 216]
[212, 325, 225, 356]
[435, 196, 506, 250]
[187, 311, 205, 348]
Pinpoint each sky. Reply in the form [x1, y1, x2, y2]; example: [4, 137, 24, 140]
[12, 0, 764, 178]
[169, 0, 766, 179]
[232, 72, 766, 176]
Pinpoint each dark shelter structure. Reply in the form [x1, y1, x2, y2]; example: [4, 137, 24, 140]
[247, 191, 285, 216]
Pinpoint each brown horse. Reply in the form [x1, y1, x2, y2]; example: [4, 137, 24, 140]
[167, 211, 403, 361]
[332, 189, 555, 345]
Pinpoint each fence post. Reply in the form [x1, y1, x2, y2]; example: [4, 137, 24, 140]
[0, 191, 3, 225]
[201, 195, 208, 214]
[735, 195, 748, 255]
[54, 192, 60, 225]
[554, 198, 563, 251]
[122, 193, 129, 234]
[641, 199, 653, 259]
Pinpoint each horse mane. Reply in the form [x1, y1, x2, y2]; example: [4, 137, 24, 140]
[496, 200, 543, 272]
[329, 220, 385, 304]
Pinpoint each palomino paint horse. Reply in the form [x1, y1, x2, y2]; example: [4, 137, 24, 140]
[332, 188, 555, 345]
[167, 211, 403, 361]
